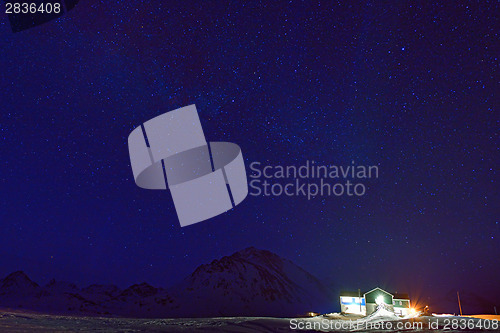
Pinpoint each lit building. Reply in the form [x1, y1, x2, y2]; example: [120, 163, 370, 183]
[392, 292, 411, 316]
[340, 287, 411, 316]
[339, 291, 366, 315]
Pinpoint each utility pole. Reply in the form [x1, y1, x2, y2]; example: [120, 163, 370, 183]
[358, 289, 362, 314]
[494, 306, 497, 315]
[457, 291, 463, 316]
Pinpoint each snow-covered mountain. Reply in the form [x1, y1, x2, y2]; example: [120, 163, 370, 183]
[0, 247, 333, 318]
[170, 247, 333, 317]
[0, 271, 40, 296]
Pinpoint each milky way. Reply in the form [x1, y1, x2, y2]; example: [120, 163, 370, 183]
[0, 1, 497, 312]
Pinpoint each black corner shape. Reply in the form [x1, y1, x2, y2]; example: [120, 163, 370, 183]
[5, 0, 79, 32]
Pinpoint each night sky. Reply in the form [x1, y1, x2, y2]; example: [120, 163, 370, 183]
[0, 1, 498, 312]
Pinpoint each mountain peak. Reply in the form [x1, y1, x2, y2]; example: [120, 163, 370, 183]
[3, 270, 31, 280]
[45, 279, 78, 291]
[120, 282, 158, 298]
[2, 270, 37, 285]
[179, 246, 332, 317]
[231, 247, 278, 260]
[0, 270, 39, 295]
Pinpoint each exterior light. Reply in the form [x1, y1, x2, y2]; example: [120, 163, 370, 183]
[376, 296, 384, 305]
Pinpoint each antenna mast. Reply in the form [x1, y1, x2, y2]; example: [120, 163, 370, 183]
[457, 291, 463, 316]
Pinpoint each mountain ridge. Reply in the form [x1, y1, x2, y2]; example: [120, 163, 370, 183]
[0, 247, 333, 318]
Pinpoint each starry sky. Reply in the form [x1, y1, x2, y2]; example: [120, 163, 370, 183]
[0, 1, 498, 313]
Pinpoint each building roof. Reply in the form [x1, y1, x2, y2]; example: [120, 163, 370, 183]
[340, 288, 409, 300]
[364, 287, 393, 297]
[339, 291, 363, 297]
[392, 293, 410, 300]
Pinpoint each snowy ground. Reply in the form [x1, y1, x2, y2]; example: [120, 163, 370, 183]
[0, 309, 498, 332]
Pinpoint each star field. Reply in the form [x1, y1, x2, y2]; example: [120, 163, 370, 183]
[0, 1, 498, 312]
